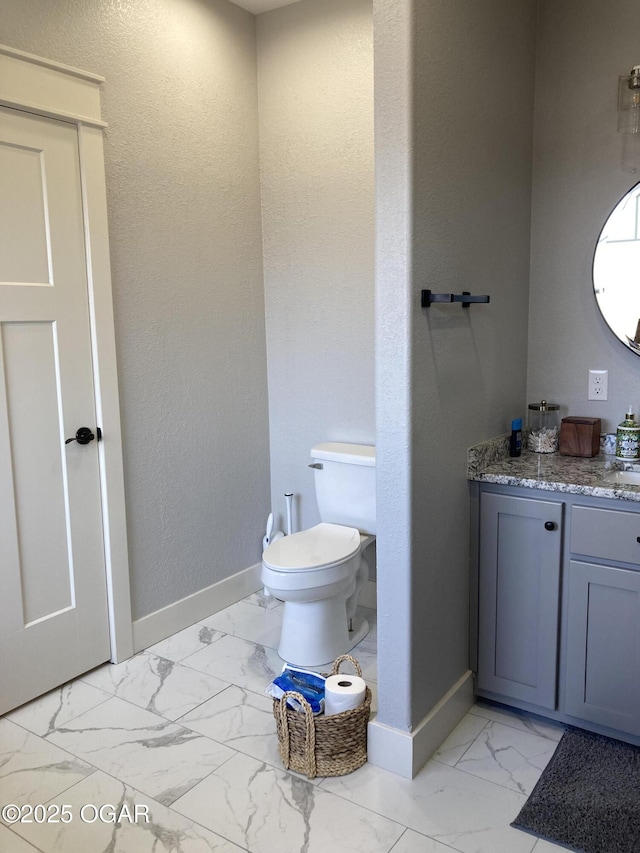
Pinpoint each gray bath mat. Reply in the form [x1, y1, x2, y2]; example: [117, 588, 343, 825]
[511, 727, 640, 853]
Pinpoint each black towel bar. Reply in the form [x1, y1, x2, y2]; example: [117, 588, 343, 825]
[421, 289, 490, 309]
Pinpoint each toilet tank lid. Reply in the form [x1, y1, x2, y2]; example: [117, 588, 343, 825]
[311, 442, 375, 466]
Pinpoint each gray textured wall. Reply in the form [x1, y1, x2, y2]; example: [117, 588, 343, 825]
[257, 0, 375, 535]
[0, 0, 271, 619]
[528, 0, 640, 431]
[375, 0, 536, 730]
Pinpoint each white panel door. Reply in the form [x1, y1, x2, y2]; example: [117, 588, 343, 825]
[0, 105, 110, 714]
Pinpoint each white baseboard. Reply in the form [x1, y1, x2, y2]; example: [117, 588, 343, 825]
[132, 563, 262, 653]
[367, 670, 474, 778]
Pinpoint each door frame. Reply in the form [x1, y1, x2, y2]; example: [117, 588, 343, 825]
[0, 44, 133, 663]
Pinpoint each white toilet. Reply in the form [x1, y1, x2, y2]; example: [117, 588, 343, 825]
[261, 442, 375, 667]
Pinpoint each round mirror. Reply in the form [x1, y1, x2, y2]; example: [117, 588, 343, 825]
[594, 181, 640, 355]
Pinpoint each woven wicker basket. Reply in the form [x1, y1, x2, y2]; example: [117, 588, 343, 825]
[273, 654, 371, 779]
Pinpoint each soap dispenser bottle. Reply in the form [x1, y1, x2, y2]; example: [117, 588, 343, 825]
[616, 406, 640, 460]
[509, 418, 522, 457]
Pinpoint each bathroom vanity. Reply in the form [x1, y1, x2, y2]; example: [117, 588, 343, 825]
[469, 440, 640, 745]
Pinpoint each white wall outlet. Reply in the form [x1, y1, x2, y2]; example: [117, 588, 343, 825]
[588, 369, 608, 400]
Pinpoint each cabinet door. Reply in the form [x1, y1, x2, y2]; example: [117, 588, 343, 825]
[477, 492, 563, 709]
[565, 560, 640, 734]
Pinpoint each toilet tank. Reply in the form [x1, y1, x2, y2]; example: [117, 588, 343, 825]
[310, 443, 376, 535]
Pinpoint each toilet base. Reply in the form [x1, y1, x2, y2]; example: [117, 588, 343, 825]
[347, 612, 369, 650]
[278, 597, 369, 668]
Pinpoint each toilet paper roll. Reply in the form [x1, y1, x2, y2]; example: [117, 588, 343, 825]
[324, 674, 367, 716]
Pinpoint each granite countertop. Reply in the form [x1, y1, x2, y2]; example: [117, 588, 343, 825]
[468, 434, 640, 503]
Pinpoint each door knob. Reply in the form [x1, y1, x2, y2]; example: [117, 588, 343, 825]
[544, 521, 556, 531]
[65, 427, 96, 445]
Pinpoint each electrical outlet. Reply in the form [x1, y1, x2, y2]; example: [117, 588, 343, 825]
[588, 369, 608, 401]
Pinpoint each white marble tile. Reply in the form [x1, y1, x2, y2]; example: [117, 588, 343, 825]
[455, 720, 558, 796]
[80, 651, 229, 720]
[319, 758, 537, 853]
[45, 696, 235, 806]
[0, 719, 95, 809]
[5, 680, 111, 737]
[180, 685, 276, 759]
[0, 824, 42, 852]
[10, 770, 244, 853]
[432, 713, 488, 767]
[200, 600, 283, 649]
[145, 622, 224, 662]
[469, 702, 564, 742]
[532, 839, 566, 851]
[183, 634, 284, 694]
[244, 590, 282, 610]
[390, 828, 458, 853]
[180, 684, 325, 785]
[173, 751, 405, 853]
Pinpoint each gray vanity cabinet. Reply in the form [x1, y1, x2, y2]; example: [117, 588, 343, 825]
[476, 491, 563, 709]
[564, 505, 640, 735]
[475, 484, 640, 743]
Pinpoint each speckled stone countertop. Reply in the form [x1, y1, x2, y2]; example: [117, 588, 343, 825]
[468, 434, 640, 503]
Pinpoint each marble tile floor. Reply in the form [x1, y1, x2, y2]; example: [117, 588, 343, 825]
[0, 592, 569, 853]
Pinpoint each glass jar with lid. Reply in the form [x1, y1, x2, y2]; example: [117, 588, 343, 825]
[527, 400, 560, 453]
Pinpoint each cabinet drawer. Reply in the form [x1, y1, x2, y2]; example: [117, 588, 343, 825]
[571, 505, 640, 565]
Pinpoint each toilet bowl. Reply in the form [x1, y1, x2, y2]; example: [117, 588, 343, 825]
[262, 442, 376, 667]
[262, 522, 373, 666]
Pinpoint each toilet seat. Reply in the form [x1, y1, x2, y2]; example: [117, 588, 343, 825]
[262, 522, 361, 572]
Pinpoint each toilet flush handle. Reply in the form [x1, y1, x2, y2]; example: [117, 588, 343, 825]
[308, 463, 323, 469]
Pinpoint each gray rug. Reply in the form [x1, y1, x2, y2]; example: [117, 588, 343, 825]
[511, 727, 640, 853]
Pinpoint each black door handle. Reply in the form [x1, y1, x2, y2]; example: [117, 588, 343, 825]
[544, 521, 556, 531]
[65, 427, 96, 445]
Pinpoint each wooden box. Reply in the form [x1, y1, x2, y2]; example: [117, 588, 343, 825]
[559, 417, 601, 457]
